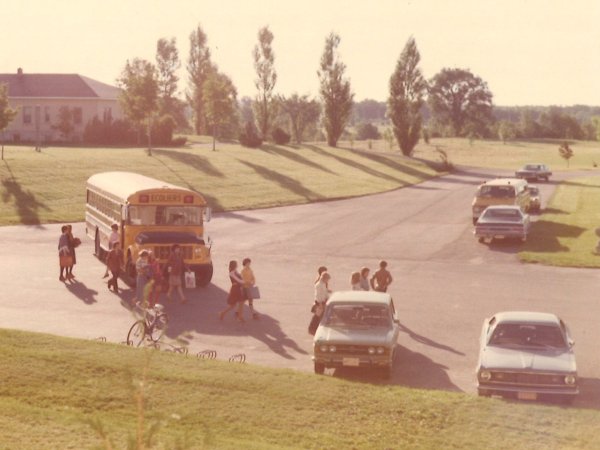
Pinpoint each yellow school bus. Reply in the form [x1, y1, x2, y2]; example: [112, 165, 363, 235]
[85, 171, 213, 286]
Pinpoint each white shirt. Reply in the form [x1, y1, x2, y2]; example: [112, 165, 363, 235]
[314, 280, 329, 303]
[109, 230, 120, 246]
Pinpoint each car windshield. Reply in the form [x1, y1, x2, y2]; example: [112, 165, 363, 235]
[489, 323, 567, 349]
[524, 165, 541, 170]
[479, 185, 516, 198]
[323, 304, 391, 328]
[528, 187, 539, 195]
[481, 208, 522, 222]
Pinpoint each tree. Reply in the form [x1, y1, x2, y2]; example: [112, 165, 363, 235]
[117, 58, 159, 154]
[156, 37, 186, 129]
[277, 93, 321, 144]
[203, 70, 238, 151]
[497, 120, 517, 143]
[387, 37, 427, 156]
[382, 127, 395, 151]
[558, 142, 574, 167]
[356, 123, 380, 140]
[0, 83, 17, 160]
[591, 116, 600, 141]
[318, 32, 354, 147]
[253, 26, 277, 140]
[187, 25, 213, 135]
[428, 68, 493, 137]
[519, 109, 542, 139]
[53, 106, 74, 140]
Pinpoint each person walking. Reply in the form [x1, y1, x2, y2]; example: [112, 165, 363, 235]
[135, 250, 150, 305]
[370, 260, 393, 293]
[103, 224, 120, 278]
[359, 267, 370, 291]
[241, 257, 259, 319]
[166, 244, 187, 304]
[146, 252, 164, 306]
[309, 271, 331, 335]
[106, 241, 122, 293]
[58, 225, 71, 282]
[350, 271, 361, 290]
[65, 224, 80, 280]
[219, 260, 245, 322]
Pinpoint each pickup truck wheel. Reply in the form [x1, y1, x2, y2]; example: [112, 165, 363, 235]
[314, 362, 325, 375]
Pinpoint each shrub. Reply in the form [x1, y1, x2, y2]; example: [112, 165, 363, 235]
[239, 121, 263, 148]
[272, 127, 291, 145]
[83, 117, 136, 145]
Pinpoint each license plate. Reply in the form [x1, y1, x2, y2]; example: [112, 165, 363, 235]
[517, 392, 537, 400]
[343, 357, 360, 367]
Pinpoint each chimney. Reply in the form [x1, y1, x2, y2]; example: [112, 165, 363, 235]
[17, 68, 23, 75]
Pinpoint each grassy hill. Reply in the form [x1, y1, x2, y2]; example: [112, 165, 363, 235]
[2, 328, 600, 449]
[0, 140, 439, 226]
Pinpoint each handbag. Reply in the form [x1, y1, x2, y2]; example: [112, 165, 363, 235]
[184, 270, 196, 289]
[247, 285, 260, 299]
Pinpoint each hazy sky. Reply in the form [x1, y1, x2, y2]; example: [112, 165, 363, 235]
[3, 0, 600, 106]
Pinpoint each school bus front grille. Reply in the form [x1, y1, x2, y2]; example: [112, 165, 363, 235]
[153, 245, 193, 260]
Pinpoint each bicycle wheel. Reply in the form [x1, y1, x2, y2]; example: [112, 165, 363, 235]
[150, 313, 168, 343]
[127, 320, 147, 347]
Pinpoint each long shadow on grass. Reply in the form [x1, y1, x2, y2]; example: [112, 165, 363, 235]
[152, 148, 225, 178]
[257, 144, 336, 174]
[303, 145, 406, 184]
[160, 283, 307, 359]
[237, 160, 324, 200]
[1, 162, 50, 226]
[561, 179, 600, 189]
[522, 220, 587, 253]
[332, 344, 461, 391]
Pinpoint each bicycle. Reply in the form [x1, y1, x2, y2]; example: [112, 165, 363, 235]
[127, 304, 169, 347]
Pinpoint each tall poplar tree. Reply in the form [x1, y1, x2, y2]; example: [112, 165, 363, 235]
[156, 38, 179, 112]
[187, 25, 213, 134]
[203, 70, 238, 151]
[318, 32, 353, 147]
[253, 26, 277, 139]
[387, 37, 427, 156]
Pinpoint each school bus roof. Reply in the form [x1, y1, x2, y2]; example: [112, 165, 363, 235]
[87, 171, 206, 204]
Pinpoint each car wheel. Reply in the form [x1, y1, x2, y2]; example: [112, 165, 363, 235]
[477, 389, 491, 397]
[314, 362, 325, 375]
[478, 237, 485, 243]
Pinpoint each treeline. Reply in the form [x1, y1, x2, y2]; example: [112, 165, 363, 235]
[352, 101, 600, 142]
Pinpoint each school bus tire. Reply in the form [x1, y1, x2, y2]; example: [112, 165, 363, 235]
[196, 265, 213, 287]
[94, 229, 104, 259]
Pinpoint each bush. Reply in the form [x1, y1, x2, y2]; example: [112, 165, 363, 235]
[150, 115, 177, 146]
[356, 122, 381, 140]
[272, 127, 291, 145]
[83, 117, 136, 145]
[239, 121, 263, 148]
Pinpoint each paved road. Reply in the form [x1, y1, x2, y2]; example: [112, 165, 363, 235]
[2, 167, 600, 407]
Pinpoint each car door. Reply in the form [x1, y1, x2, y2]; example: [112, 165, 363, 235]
[390, 298, 401, 344]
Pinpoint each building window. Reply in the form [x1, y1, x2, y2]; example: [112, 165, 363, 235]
[23, 106, 32, 125]
[44, 106, 51, 123]
[73, 107, 83, 125]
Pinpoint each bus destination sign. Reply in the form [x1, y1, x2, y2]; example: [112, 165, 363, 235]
[149, 193, 181, 203]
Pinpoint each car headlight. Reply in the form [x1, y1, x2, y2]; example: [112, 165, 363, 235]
[194, 247, 202, 256]
[564, 374, 577, 386]
[376, 347, 385, 355]
[368, 347, 375, 355]
[479, 370, 492, 381]
[328, 345, 336, 353]
[319, 345, 328, 353]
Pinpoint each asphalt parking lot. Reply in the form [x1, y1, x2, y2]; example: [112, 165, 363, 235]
[2, 166, 600, 408]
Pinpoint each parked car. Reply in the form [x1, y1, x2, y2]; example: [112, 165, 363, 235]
[313, 291, 400, 378]
[474, 205, 530, 243]
[476, 311, 578, 403]
[515, 163, 552, 181]
[528, 185, 541, 211]
[471, 178, 530, 225]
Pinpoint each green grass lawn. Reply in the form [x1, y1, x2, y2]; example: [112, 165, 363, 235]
[0, 141, 439, 226]
[2, 328, 600, 450]
[520, 177, 600, 267]
[405, 137, 600, 171]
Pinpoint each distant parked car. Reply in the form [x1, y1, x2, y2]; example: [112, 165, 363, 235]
[474, 205, 530, 243]
[528, 186, 541, 212]
[312, 291, 400, 378]
[476, 311, 578, 403]
[515, 164, 552, 181]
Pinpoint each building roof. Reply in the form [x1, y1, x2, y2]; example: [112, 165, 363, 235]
[0, 69, 119, 99]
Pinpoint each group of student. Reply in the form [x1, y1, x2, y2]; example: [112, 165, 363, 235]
[312, 260, 393, 320]
[219, 258, 258, 323]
